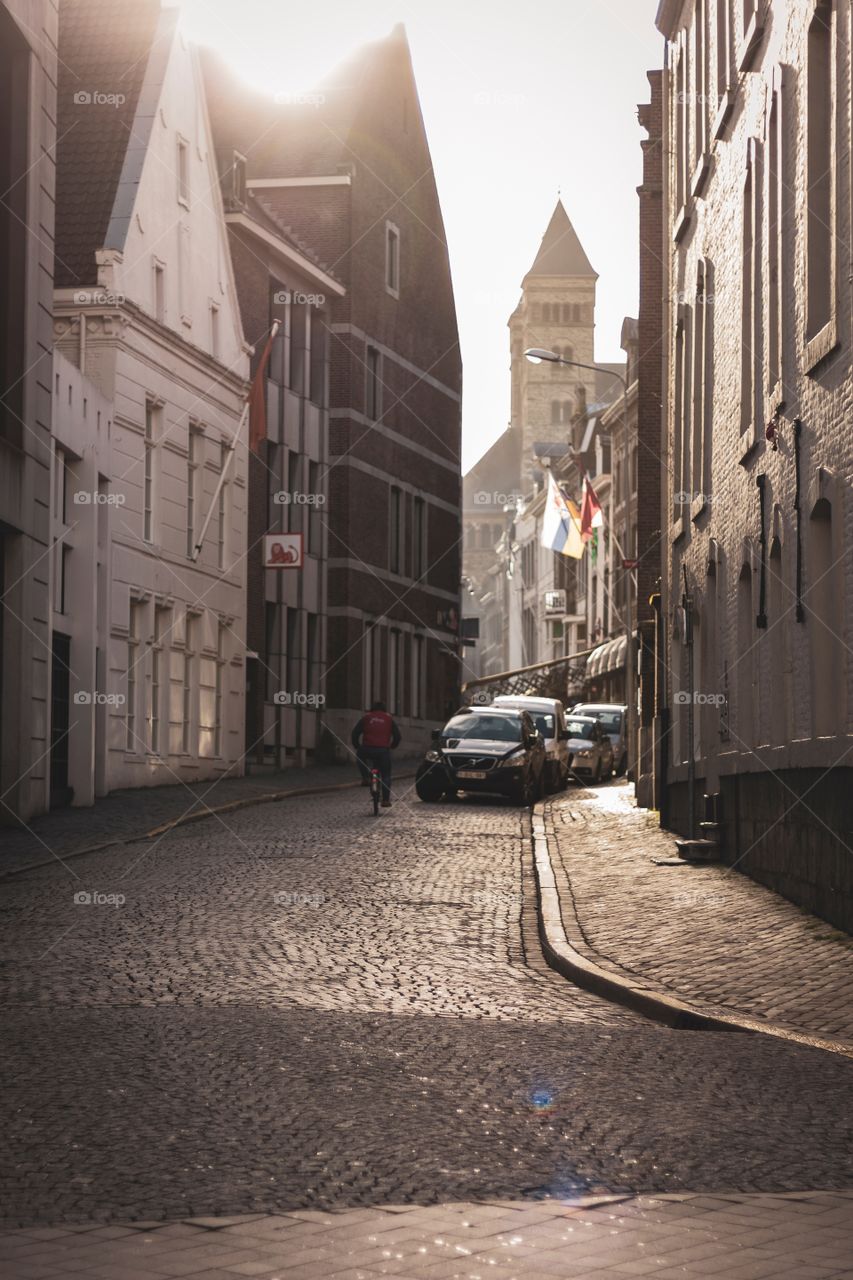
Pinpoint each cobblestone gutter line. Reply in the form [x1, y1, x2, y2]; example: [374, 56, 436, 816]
[532, 800, 853, 1061]
[1, 773, 416, 880]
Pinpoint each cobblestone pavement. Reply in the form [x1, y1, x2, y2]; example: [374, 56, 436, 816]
[546, 783, 853, 1043]
[3, 1193, 853, 1280]
[3, 784, 853, 1276]
[0, 761, 414, 877]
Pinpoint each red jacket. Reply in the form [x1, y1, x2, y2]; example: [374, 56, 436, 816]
[353, 711, 401, 749]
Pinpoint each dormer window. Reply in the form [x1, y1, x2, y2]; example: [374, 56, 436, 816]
[231, 152, 247, 207]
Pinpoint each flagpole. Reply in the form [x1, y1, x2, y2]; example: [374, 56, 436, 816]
[190, 321, 279, 564]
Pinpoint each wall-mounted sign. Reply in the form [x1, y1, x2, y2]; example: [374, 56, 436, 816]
[435, 606, 459, 631]
[544, 589, 566, 615]
[263, 533, 303, 568]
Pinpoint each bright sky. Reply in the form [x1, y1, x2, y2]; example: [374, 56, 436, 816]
[178, 0, 663, 472]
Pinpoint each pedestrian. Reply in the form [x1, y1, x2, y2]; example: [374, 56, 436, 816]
[351, 701, 401, 807]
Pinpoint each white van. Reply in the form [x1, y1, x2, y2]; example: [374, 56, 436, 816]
[491, 695, 570, 792]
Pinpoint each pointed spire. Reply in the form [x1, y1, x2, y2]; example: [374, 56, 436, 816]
[526, 200, 597, 279]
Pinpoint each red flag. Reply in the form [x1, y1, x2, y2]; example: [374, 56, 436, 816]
[580, 475, 604, 542]
[248, 323, 279, 452]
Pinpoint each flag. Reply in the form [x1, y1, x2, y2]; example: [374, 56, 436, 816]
[561, 497, 584, 559]
[541, 471, 584, 559]
[248, 323, 280, 452]
[580, 475, 604, 542]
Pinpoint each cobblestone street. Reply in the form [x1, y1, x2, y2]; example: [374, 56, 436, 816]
[3, 783, 853, 1276]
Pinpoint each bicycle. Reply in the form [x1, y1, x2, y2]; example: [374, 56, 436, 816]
[369, 763, 382, 816]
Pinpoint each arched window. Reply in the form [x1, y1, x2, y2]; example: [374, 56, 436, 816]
[737, 564, 754, 747]
[700, 564, 718, 759]
[807, 498, 843, 736]
[551, 399, 561, 423]
[562, 303, 572, 324]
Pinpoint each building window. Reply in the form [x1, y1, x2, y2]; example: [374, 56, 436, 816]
[693, 0, 709, 168]
[187, 423, 202, 557]
[412, 496, 427, 579]
[692, 259, 714, 509]
[151, 605, 170, 756]
[805, 0, 835, 353]
[308, 460, 322, 556]
[181, 615, 196, 754]
[307, 613, 321, 696]
[740, 139, 761, 440]
[309, 307, 327, 407]
[287, 451, 302, 533]
[217, 440, 229, 570]
[808, 498, 842, 736]
[736, 564, 754, 746]
[289, 300, 307, 395]
[144, 401, 158, 543]
[265, 603, 281, 704]
[385, 221, 400, 297]
[715, 0, 732, 106]
[673, 306, 691, 522]
[389, 628, 402, 714]
[674, 30, 688, 214]
[411, 633, 425, 720]
[153, 260, 165, 323]
[286, 607, 299, 695]
[209, 302, 220, 359]
[126, 601, 143, 750]
[177, 222, 190, 324]
[214, 623, 226, 757]
[177, 135, 190, 206]
[389, 485, 403, 574]
[767, 70, 784, 395]
[366, 344, 382, 420]
[231, 151, 247, 206]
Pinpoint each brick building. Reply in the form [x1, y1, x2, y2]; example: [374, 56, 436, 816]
[0, 0, 57, 824]
[203, 24, 462, 759]
[656, 0, 853, 929]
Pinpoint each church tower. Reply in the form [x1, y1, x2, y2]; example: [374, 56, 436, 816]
[508, 201, 598, 486]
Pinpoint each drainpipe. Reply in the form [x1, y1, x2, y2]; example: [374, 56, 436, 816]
[682, 563, 695, 841]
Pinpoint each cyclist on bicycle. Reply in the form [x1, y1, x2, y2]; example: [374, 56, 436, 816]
[352, 701, 401, 807]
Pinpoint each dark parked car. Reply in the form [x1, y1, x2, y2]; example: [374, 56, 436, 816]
[415, 708, 546, 806]
[565, 715, 615, 783]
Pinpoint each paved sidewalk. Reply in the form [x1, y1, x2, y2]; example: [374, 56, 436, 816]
[0, 761, 417, 878]
[2, 1194, 853, 1279]
[545, 782, 853, 1046]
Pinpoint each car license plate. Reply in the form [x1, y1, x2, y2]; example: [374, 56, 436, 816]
[457, 769, 487, 779]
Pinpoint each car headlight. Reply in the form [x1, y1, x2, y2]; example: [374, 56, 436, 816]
[574, 749, 592, 758]
[425, 749, 442, 763]
[498, 749, 526, 768]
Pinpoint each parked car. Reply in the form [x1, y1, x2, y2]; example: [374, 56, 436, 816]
[490, 695, 570, 793]
[415, 707, 546, 806]
[564, 715, 615, 783]
[571, 703, 628, 774]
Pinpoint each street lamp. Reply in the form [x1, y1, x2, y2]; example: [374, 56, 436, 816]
[523, 347, 636, 778]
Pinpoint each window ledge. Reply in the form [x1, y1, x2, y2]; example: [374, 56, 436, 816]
[673, 204, 691, 244]
[691, 153, 711, 199]
[804, 319, 839, 375]
[739, 421, 758, 465]
[737, 15, 764, 72]
[765, 382, 785, 420]
[712, 89, 734, 141]
[670, 514, 685, 544]
[691, 494, 707, 522]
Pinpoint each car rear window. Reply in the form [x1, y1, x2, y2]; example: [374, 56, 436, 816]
[566, 720, 596, 740]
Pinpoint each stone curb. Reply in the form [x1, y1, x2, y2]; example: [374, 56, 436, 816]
[2, 772, 417, 880]
[532, 800, 853, 1060]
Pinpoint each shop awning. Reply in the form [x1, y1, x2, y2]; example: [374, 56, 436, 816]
[586, 634, 627, 678]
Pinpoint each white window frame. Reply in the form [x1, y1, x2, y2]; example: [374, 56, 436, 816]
[385, 220, 400, 298]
